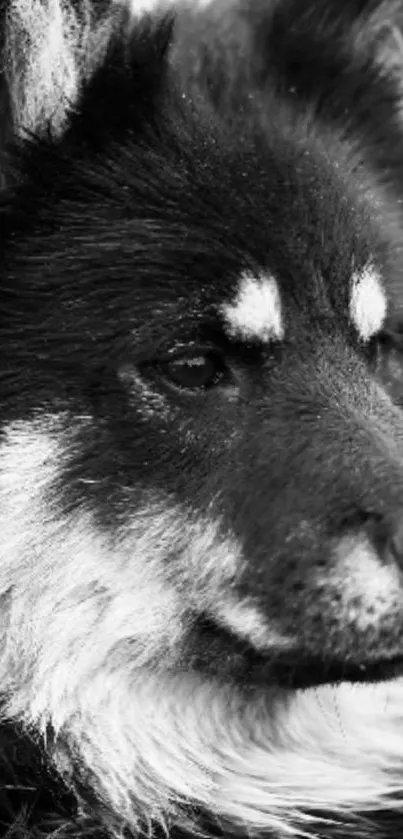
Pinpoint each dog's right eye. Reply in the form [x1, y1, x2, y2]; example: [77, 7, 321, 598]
[156, 351, 227, 391]
[369, 331, 403, 404]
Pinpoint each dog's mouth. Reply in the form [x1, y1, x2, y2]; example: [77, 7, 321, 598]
[189, 617, 403, 690]
[259, 653, 403, 690]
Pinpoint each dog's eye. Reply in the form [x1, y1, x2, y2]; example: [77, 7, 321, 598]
[380, 345, 403, 391]
[370, 332, 403, 403]
[158, 351, 226, 391]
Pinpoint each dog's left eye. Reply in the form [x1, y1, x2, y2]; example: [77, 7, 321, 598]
[370, 332, 403, 403]
[157, 351, 227, 391]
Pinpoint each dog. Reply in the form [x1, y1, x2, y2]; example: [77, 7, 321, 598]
[3, 0, 403, 836]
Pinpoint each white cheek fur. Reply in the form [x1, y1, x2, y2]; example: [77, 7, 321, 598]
[1, 416, 403, 838]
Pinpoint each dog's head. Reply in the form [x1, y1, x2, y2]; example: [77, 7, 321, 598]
[2, 1, 403, 836]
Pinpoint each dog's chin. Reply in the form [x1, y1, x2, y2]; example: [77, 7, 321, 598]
[187, 616, 403, 691]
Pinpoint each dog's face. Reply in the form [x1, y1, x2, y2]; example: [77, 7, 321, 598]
[3, 1, 403, 836]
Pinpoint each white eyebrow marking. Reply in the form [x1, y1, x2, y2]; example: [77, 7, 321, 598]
[349, 263, 387, 341]
[220, 272, 284, 343]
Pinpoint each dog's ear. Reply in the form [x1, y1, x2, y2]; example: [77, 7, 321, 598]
[0, 1, 12, 187]
[66, 8, 176, 150]
[0, 0, 175, 160]
[1, 0, 116, 144]
[257, 0, 403, 91]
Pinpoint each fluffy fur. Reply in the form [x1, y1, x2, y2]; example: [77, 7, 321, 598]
[3, 1, 403, 838]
